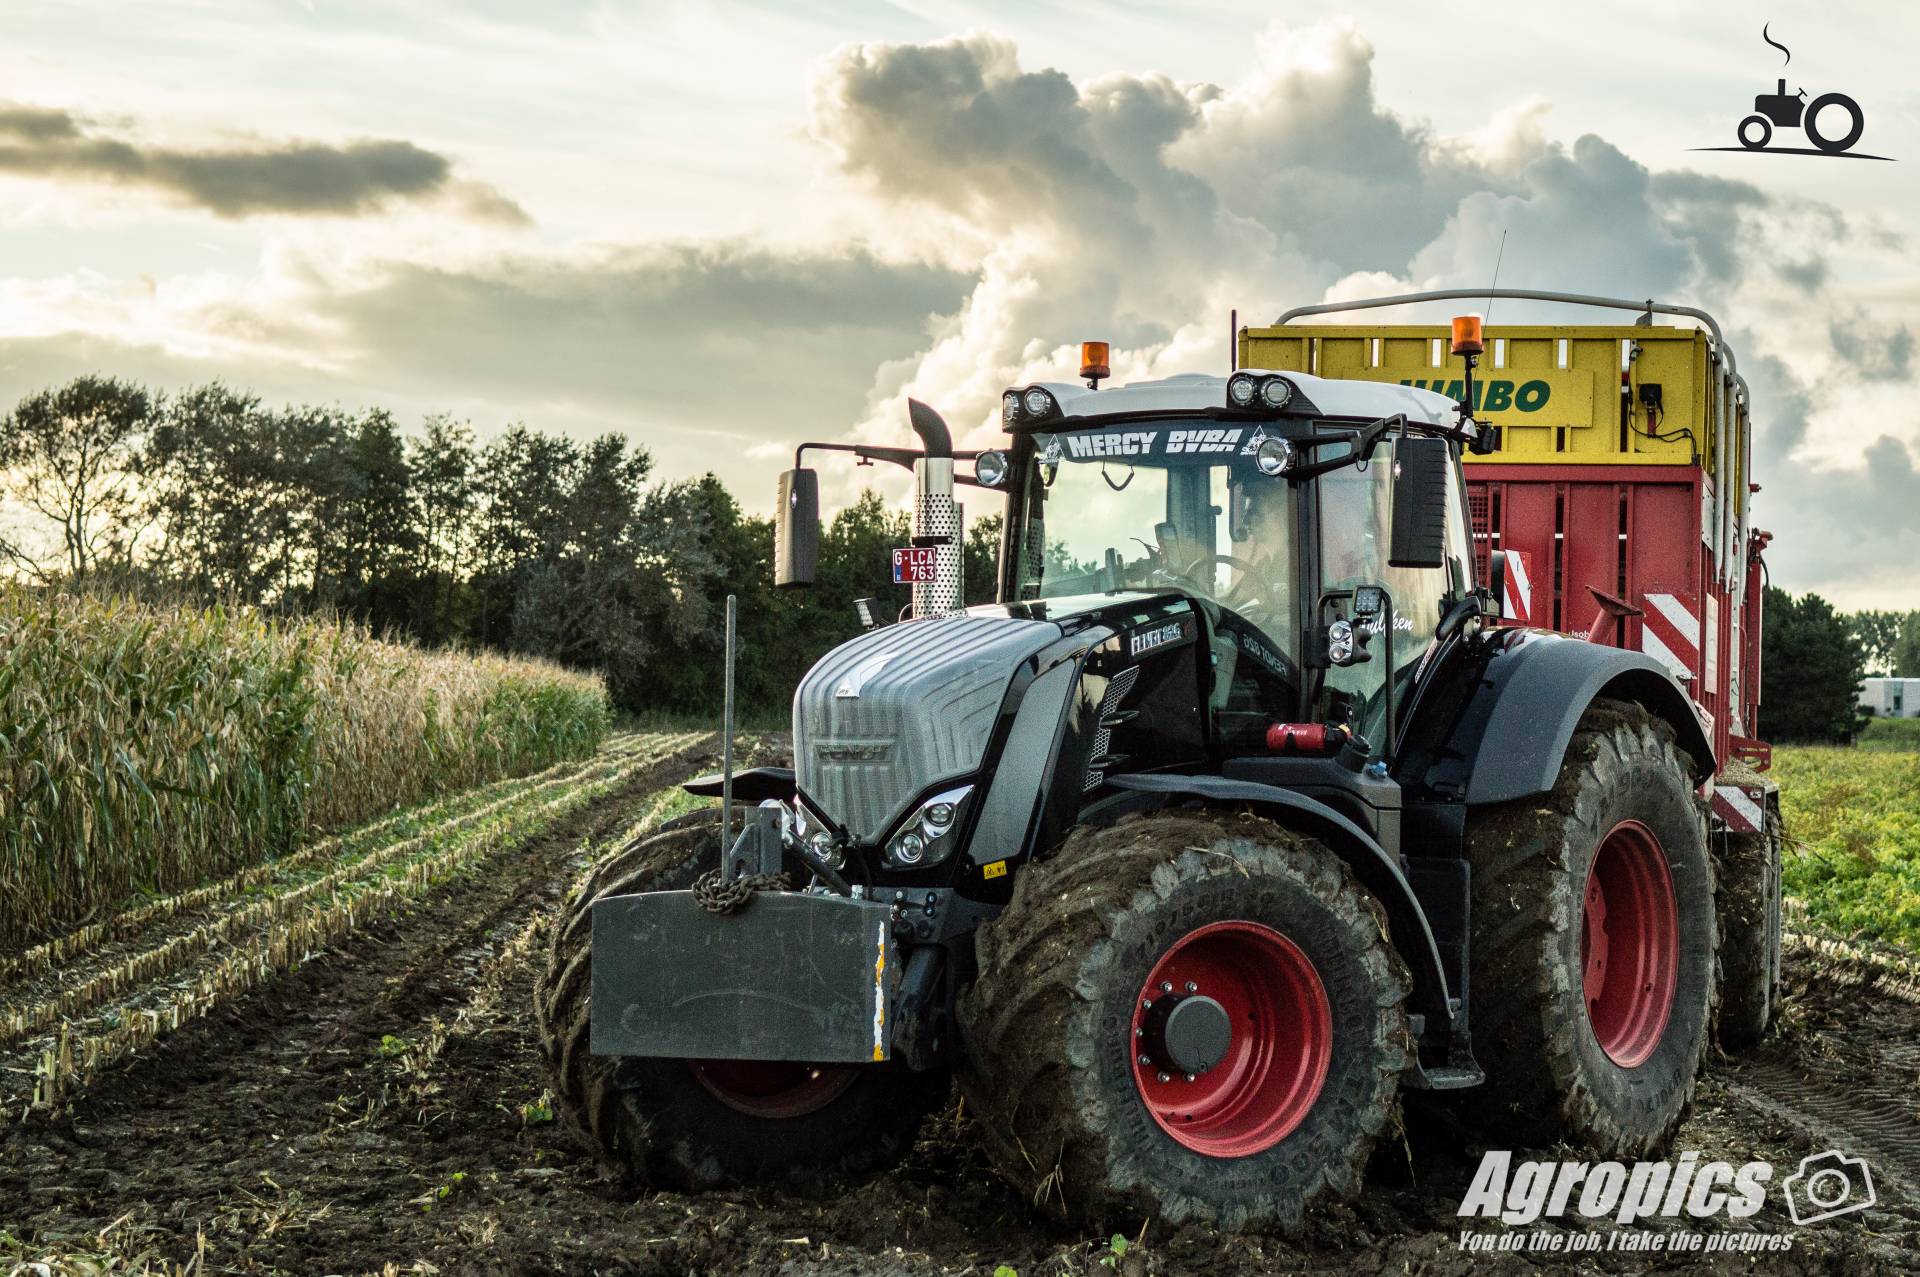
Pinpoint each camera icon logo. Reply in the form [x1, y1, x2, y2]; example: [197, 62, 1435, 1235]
[1782, 1150, 1875, 1225]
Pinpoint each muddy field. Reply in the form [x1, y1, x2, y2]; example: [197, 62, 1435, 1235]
[3, 737, 1918, 1275]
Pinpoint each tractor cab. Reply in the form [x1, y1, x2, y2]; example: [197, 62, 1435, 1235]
[986, 368, 1482, 759]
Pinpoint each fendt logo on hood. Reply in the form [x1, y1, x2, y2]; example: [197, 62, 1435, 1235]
[816, 740, 891, 763]
[834, 651, 897, 698]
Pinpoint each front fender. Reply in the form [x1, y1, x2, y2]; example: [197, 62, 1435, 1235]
[1096, 772, 1455, 1033]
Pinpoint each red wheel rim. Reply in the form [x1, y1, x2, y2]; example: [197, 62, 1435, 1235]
[1130, 920, 1332, 1157]
[1581, 819, 1679, 1067]
[687, 1060, 855, 1119]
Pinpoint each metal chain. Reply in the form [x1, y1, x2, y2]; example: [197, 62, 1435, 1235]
[691, 868, 790, 914]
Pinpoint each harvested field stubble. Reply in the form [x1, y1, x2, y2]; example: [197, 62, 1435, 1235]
[1, 731, 708, 1117]
[0, 585, 612, 947]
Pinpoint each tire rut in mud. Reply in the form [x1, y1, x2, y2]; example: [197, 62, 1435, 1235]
[1716, 954, 1920, 1236]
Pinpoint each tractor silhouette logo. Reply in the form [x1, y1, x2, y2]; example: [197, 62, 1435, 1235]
[1694, 26, 1891, 161]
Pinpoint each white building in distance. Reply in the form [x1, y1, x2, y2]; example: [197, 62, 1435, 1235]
[1859, 677, 1920, 718]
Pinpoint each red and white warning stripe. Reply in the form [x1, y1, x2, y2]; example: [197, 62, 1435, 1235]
[1711, 783, 1765, 834]
[1640, 591, 1700, 681]
[1501, 550, 1533, 624]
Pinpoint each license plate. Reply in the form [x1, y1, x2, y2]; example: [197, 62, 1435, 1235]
[892, 546, 937, 583]
[590, 890, 895, 1063]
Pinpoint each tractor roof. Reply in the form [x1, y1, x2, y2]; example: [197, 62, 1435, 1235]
[1014, 370, 1459, 429]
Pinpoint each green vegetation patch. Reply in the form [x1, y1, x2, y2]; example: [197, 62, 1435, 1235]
[1776, 744, 1920, 948]
[1857, 717, 1920, 753]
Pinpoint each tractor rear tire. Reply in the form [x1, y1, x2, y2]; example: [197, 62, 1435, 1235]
[958, 809, 1410, 1234]
[1717, 806, 1783, 1050]
[1463, 699, 1714, 1157]
[535, 807, 948, 1190]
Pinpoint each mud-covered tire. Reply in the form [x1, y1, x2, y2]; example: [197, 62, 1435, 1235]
[535, 808, 949, 1190]
[958, 809, 1410, 1234]
[1464, 699, 1714, 1157]
[1717, 806, 1783, 1050]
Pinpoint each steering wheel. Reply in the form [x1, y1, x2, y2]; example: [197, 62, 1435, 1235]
[1181, 551, 1289, 624]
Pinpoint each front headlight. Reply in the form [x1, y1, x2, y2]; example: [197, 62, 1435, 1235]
[884, 785, 974, 868]
[1254, 436, 1296, 477]
[974, 449, 1009, 488]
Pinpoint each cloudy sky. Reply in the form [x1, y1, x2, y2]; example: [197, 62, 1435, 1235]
[3, 1, 1916, 606]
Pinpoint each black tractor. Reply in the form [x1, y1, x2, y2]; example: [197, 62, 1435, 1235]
[536, 324, 1774, 1231]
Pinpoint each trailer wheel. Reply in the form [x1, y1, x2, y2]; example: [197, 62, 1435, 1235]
[535, 808, 948, 1190]
[1717, 806, 1783, 1050]
[959, 809, 1409, 1233]
[1464, 699, 1714, 1157]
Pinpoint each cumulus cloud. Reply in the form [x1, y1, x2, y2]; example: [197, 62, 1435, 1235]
[1828, 309, 1914, 382]
[791, 22, 1910, 605]
[804, 22, 1818, 455]
[0, 102, 526, 222]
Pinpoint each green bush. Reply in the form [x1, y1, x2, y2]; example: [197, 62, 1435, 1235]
[1857, 716, 1920, 752]
[1776, 744, 1920, 948]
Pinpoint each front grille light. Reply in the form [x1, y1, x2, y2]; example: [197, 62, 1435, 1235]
[884, 785, 974, 868]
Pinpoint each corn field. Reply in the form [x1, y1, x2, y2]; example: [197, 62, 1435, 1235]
[0, 585, 612, 948]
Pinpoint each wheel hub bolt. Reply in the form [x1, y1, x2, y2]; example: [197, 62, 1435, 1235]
[1183, 1073, 1196, 1083]
[1138, 1054, 1152, 1066]
[1157, 1071, 1171, 1083]
[1184, 981, 1197, 993]
[1161, 981, 1173, 993]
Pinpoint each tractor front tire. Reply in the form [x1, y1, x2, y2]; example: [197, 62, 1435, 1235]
[536, 808, 948, 1190]
[959, 809, 1409, 1234]
[1717, 805, 1784, 1050]
[1464, 699, 1714, 1157]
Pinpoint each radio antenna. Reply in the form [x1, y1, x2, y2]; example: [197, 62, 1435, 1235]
[1483, 229, 1509, 326]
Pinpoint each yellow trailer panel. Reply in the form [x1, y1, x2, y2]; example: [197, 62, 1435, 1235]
[1240, 324, 1723, 470]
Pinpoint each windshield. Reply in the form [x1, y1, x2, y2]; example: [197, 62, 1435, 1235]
[1006, 419, 1475, 759]
[1009, 424, 1301, 748]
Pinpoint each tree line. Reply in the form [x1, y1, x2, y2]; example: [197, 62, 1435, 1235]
[0, 374, 1891, 737]
[0, 375, 1003, 717]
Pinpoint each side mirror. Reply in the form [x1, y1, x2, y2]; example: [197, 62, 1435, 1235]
[1468, 422, 1501, 456]
[1388, 436, 1450, 569]
[1487, 550, 1510, 617]
[775, 468, 820, 588]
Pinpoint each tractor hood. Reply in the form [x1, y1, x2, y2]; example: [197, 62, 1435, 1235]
[794, 614, 1062, 843]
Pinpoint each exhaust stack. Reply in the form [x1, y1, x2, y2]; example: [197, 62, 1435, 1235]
[907, 399, 962, 619]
